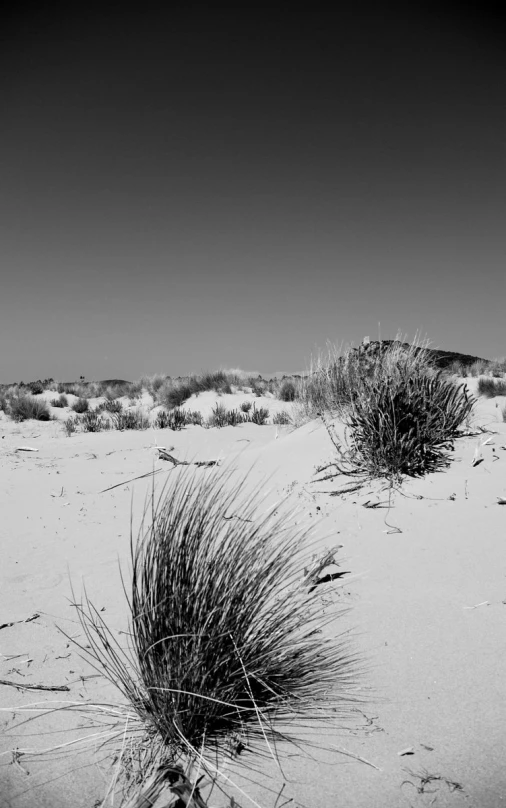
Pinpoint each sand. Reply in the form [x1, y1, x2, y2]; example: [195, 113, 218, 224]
[1, 381, 506, 807]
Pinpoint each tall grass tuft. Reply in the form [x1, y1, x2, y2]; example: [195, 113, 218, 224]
[278, 379, 296, 402]
[309, 338, 476, 481]
[72, 397, 89, 414]
[9, 394, 51, 422]
[74, 465, 361, 803]
[250, 405, 270, 425]
[344, 371, 475, 479]
[114, 409, 150, 431]
[51, 393, 69, 408]
[80, 410, 110, 432]
[155, 407, 187, 431]
[206, 404, 247, 428]
[477, 377, 506, 397]
[273, 410, 291, 425]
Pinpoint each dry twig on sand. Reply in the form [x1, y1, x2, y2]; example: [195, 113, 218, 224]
[0, 678, 70, 692]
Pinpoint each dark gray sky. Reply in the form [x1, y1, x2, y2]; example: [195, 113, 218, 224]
[1, 6, 505, 382]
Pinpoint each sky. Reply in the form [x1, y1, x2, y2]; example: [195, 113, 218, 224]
[1, 6, 505, 383]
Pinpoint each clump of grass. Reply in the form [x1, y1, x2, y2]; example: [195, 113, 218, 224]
[27, 380, 44, 395]
[184, 409, 203, 426]
[155, 407, 187, 431]
[323, 369, 475, 482]
[158, 371, 237, 410]
[162, 380, 196, 409]
[206, 404, 247, 428]
[97, 399, 124, 414]
[72, 465, 360, 803]
[477, 377, 506, 397]
[63, 416, 79, 436]
[114, 409, 150, 431]
[198, 370, 232, 394]
[81, 410, 110, 432]
[278, 380, 296, 401]
[468, 360, 488, 377]
[447, 360, 466, 377]
[300, 337, 434, 418]
[250, 405, 270, 425]
[72, 397, 89, 414]
[249, 378, 266, 397]
[273, 410, 291, 425]
[309, 337, 477, 482]
[240, 400, 252, 412]
[9, 394, 51, 422]
[51, 393, 68, 408]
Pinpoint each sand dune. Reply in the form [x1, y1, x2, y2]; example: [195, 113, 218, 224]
[1, 380, 506, 807]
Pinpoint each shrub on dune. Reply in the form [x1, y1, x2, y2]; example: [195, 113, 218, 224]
[72, 397, 89, 414]
[477, 377, 506, 397]
[74, 465, 360, 805]
[312, 338, 476, 482]
[278, 379, 296, 401]
[80, 410, 109, 432]
[250, 404, 270, 425]
[114, 409, 150, 431]
[323, 368, 475, 481]
[97, 399, 124, 414]
[273, 409, 292, 425]
[51, 393, 68, 408]
[155, 407, 187, 431]
[162, 380, 196, 409]
[206, 403, 247, 428]
[9, 394, 51, 422]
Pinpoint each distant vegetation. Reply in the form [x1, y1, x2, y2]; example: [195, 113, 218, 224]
[477, 377, 506, 397]
[8, 394, 52, 422]
[2, 342, 504, 454]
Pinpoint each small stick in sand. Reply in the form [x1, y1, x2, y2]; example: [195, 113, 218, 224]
[463, 601, 489, 610]
[0, 678, 70, 692]
[0, 613, 39, 631]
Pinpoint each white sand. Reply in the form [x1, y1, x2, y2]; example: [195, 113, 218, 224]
[1, 381, 505, 807]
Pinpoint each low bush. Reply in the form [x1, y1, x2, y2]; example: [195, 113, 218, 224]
[163, 380, 196, 409]
[468, 361, 488, 377]
[72, 398, 89, 414]
[51, 394, 68, 408]
[81, 410, 109, 432]
[198, 370, 232, 394]
[185, 409, 203, 426]
[114, 410, 150, 431]
[28, 381, 44, 395]
[206, 404, 247, 428]
[339, 371, 475, 480]
[10, 395, 52, 422]
[273, 410, 291, 425]
[97, 399, 124, 414]
[155, 408, 187, 431]
[278, 380, 296, 401]
[250, 405, 270, 425]
[477, 377, 506, 397]
[63, 416, 79, 436]
[240, 400, 252, 412]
